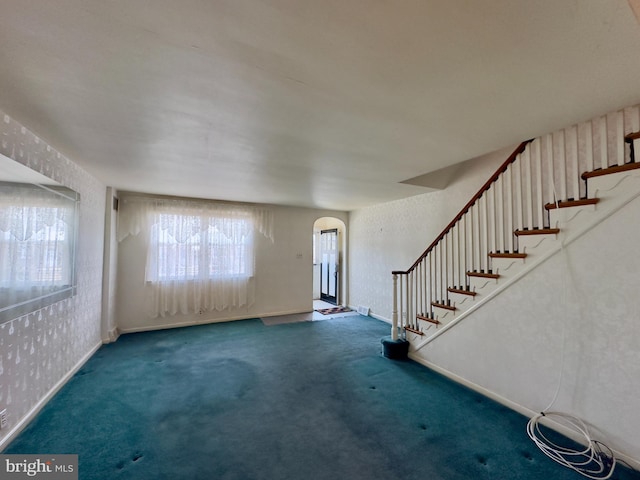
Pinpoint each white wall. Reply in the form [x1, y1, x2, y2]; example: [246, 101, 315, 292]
[101, 187, 119, 342]
[348, 141, 640, 461]
[116, 204, 348, 332]
[0, 111, 106, 447]
[421, 193, 640, 461]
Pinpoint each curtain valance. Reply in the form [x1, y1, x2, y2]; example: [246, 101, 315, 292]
[0, 184, 74, 241]
[117, 195, 274, 243]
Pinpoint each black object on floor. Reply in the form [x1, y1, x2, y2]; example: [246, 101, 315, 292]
[381, 336, 409, 359]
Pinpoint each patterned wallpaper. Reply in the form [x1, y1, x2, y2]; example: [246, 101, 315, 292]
[424, 192, 640, 461]
[348, 104, 640, 461]
[349, 147, 510, 320]
[0, 111, 106, 444]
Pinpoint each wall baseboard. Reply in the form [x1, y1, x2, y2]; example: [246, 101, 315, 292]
[102, 327, 120, 344]
[118, 309, 314, 335]
[260, 309, 312, 318]
[409, 353, 640, 471]
[0, 341, 103, 451]
[368, 311, 391, 324]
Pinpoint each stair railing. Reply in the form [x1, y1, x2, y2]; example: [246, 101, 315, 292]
[390, 105, 640, 341]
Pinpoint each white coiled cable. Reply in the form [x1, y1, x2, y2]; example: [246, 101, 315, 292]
[526, 412, 616, 479]
[526, 190, 616, 479]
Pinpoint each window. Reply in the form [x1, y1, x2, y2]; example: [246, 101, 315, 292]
[0, 179, 79, 323]
[0, 208, 71, 287]
[116, 195, 273, 318]
[147, 212, 253, 282]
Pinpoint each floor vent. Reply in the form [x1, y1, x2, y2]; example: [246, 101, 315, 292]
[357, 305, 370, 316]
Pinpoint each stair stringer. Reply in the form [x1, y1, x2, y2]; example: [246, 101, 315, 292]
[410, 169, 640, 353]
[405, 184, 640, 469]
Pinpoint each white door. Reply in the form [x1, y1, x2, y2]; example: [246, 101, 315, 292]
[320, 229, 338, 305]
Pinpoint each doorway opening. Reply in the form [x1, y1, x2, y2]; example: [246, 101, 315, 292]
[319, 228, 338, 304]
[313, 217, 347, 309]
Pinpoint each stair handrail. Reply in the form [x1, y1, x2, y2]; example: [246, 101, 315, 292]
[391, 140, 532, 276]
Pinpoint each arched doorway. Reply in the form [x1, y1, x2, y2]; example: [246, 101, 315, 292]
[312, 217, 347, 309]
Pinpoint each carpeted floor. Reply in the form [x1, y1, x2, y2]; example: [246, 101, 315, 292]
[4, 316, 640, 480]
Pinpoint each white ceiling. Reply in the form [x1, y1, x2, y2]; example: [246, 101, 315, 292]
[1, 1, 639, 211]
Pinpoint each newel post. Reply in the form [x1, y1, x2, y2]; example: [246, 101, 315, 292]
[382, 272, 408, 359]
[391, 273, 398, 340]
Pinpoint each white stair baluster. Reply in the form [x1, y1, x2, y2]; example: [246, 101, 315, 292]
[398, 274, 404, 333]
[545, 133, 555, 209]
[444, 234, 449, 303]
[585, 122, 594, 177]
[505, 164, 514, 251]
[462, 214, 469, 288]
[422, 259, 427, 316]
[490, 182, 497, 256]
[533, 139, 544, 229]
[599, 115, 608, 169]
[417, 262, 421, 317]
[409, 271, 414, 328]
[617, 110, 625, 166]
[558, 130, 567, 202]
[480, 196, 486, 271]
[496, 175, 505, 252]
[514, 157, 524, 232]
[451, 225, 457, 290]
[523, 146, 533, 229]
[406, 272, 410, 330]
[392, 274, 398, 339]
[456, 222, 465, 288]
[407, 271, 412, 329]
[569, 125, 580, 200]
[427, 253, 436, 318]
[474, 202, 481, 270]
[439, 241, 444, 302]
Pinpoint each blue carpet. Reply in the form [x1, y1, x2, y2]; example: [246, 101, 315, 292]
[4, 316, 639, 479]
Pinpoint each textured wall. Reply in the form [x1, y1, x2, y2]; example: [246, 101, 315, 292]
[0, 111, 105, 444]
[348, 146, 514, 320]
[101, 187, 119, 342]
[116, 205, 348, 332]
[422, 193, 640, 461]
[348, 107, 640, 462]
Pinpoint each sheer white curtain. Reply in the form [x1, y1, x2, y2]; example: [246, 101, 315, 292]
[118, 195, 273, 318]
[0, 184, 74, 308]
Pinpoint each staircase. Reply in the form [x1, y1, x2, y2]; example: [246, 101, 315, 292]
[390, 105, 640, 348]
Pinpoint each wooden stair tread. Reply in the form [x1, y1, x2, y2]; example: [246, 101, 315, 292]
[431, 301, 455, 311]
[447, 287, 477, 296]
[514, 228, 560, 236]
[544, 198, 599, 210]
[581, 162, 640, 180]
[416, 315, 440, 325]
[488, 252, 527, 259]
[405, 326, 425, 335]
[466, 271, 500, 279]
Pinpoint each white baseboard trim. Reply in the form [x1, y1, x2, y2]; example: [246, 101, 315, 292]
[409, 353, 640, 471]
[102, 327, 120, 344]
[0, 341, 102, 451]
[369, 312, 391, 324]
[260, 309, 312, 318]
[118, 309, 311, 334]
